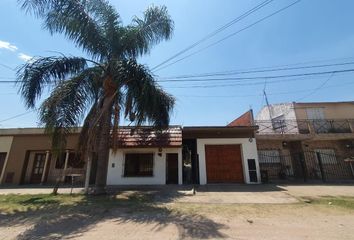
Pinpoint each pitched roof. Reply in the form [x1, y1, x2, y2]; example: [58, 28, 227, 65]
[113, 126, 182, 148]
[227, 110, 254, 127]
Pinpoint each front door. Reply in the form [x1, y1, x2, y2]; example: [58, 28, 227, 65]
[166, 153, 178, 184]
[31, 153, 46, 184]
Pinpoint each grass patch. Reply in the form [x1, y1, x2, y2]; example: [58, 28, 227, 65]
[307, 196, 354, 210]
[0, 194, 85, 213]
[0, 192, 155, 214]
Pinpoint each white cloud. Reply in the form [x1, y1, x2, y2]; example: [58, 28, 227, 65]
[18, 53, 33, 62]
[0, 40, 32, 63]
[0, 40, 18, 52]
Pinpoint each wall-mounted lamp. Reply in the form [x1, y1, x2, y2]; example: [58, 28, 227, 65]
[346, 144, 353, 149]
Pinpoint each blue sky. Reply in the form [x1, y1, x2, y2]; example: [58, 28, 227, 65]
[0, 0, 354, 128]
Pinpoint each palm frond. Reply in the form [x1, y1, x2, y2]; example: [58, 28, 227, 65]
[20, 0, 113, 59]
[18, 0, 52, 16]
[16, 56, 88, 108]
[39, 67, 102, 150]
[77, 101, 100, 155]
[123, 5, 174, 57]
[86, 0, 121, 39]
[116, 59, 175, 128]
[45, 0, 111, 59]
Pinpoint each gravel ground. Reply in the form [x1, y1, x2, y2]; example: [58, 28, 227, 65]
[1, 184, 354, 240]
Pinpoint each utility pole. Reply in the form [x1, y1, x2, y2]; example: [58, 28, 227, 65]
[264, 90, 273, 120]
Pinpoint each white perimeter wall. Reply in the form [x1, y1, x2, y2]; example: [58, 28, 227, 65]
[0, 136, 14, 184]
[107, 147, 182, 185]
[197, 138, 260, 184]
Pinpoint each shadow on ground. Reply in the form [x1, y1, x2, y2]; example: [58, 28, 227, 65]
[194, 184, 284, 193]
[0, 189, 228, 240]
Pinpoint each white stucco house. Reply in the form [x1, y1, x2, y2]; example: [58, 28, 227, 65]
[107, 126, 183, 185]
[106, 125, 261, 185]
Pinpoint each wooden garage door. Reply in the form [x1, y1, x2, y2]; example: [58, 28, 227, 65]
[205, 145, 244, 183]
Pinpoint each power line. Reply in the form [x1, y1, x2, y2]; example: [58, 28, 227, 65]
[159, 61, 354, 80]
[0, 109, 36, 123]
[177, 80, 354, 98]
[153, 0, 301, 72]
[151, 0, 274, 71]
[161, 56, 354, 80]
[2, 59, 353, 85]
[2, 68, 354, 88]
[0, 81, 18, 83]
[162, 72, 350, 88]
[296, 72, 335, 101]
[158, 68, 354, 83]
[0, 63, 15, 71]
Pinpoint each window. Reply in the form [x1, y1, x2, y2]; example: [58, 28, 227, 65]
[55, 151, 85, 169]
[68, 153, 85, 168]
[55, 152, 67, 169]
[314, 149, 337, 164]
[124, 153, 153, 177]
[258, 150, 281, 163]
[248, 159, 258, 182]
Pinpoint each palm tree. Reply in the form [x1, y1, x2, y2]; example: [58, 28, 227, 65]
[17, 0, 175, 194]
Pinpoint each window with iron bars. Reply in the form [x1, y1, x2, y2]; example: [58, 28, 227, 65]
[124, 153, 154, 177]
[258, 150, 281, 163]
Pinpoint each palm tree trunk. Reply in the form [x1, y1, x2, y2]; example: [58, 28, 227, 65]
[94, 97, 113, 194]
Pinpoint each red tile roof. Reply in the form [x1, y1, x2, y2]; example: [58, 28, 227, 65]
[228, 110, 254, 127]
[112, 126, 182, 148]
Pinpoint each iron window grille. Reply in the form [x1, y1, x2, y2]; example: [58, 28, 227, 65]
[123, 153, 154, 177]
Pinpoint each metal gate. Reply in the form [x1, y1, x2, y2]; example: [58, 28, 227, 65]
[259, 150, 354, 183]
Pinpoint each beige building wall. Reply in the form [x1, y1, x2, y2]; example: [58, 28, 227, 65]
[0, 136, 14, 183]
[294, 102, 354, 120]
[2, 133, 79, 185]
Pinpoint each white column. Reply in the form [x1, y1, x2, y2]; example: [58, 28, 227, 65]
[178, 148, 183, 185]
[41, 151, 50, 184]
[84, 153, 92, 194]
[62, 150, 70, 182]
[197, 139, 207, 185]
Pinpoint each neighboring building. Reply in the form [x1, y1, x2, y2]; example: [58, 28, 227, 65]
[227, 110, 254, 127]
[0, 128, 83, 185]
[107, 126, 183, 185]
[254, 101, 354, 182]
[182, 126, 260, 184]
[0, 123, 261, 186]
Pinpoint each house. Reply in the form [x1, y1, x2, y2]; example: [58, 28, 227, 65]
[253, 101, 354, 182]
[0, 122, 261, 186]
[0, 128, 84, 185]
[106, 126, 183, 185]
[182, 126, 260, 184]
